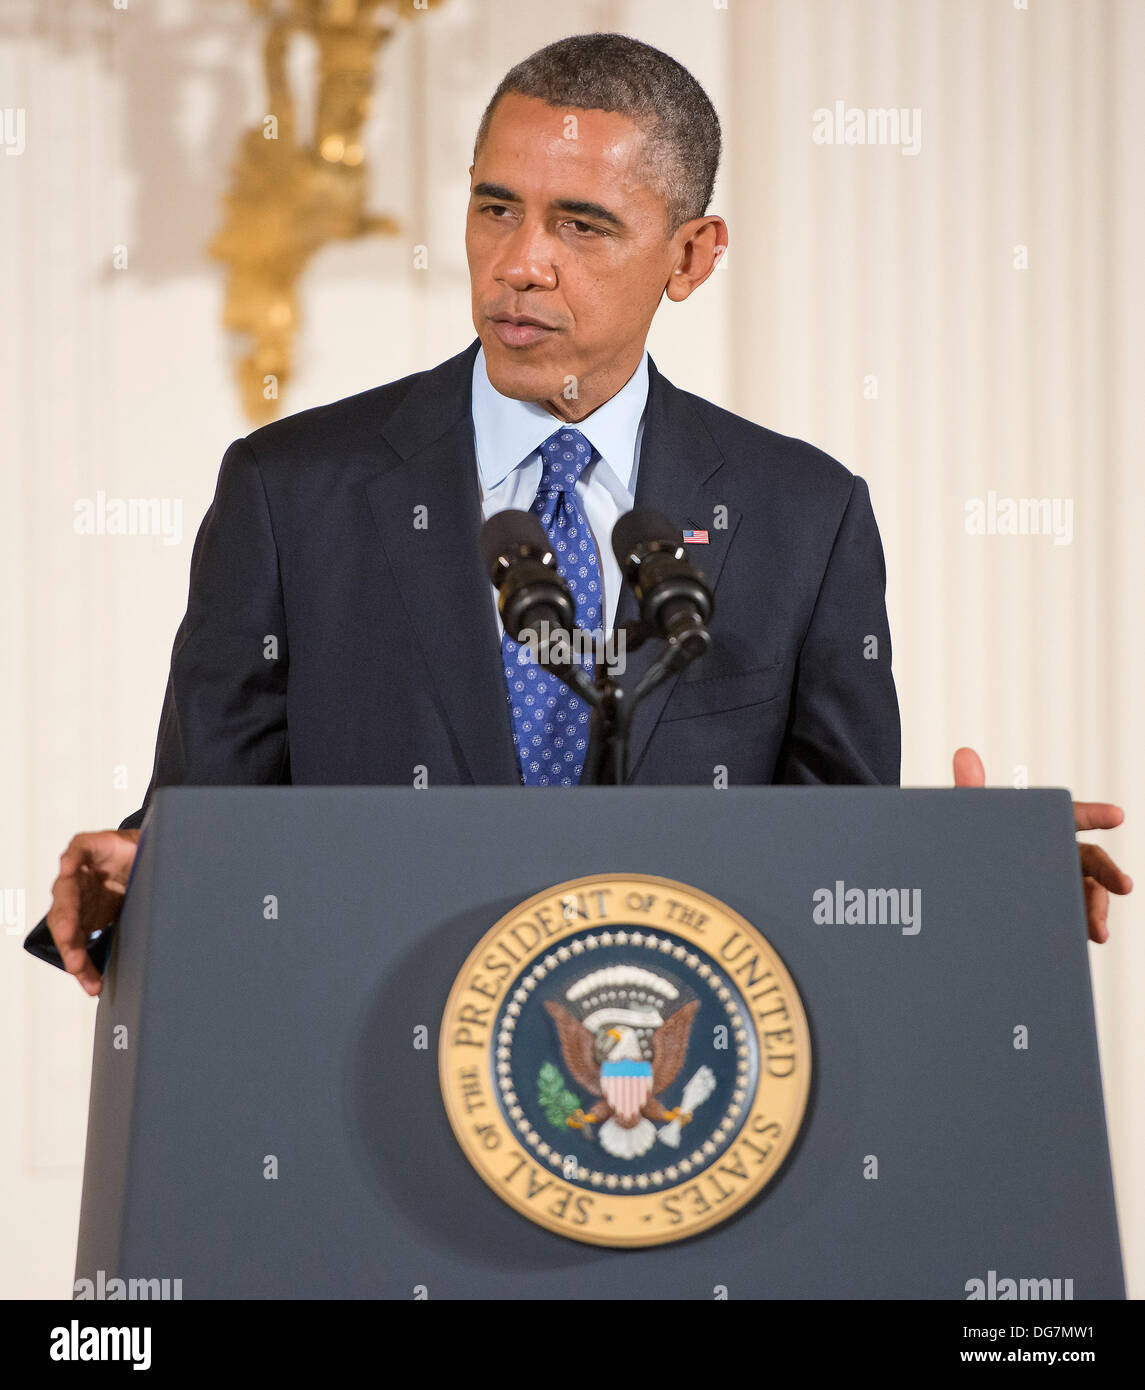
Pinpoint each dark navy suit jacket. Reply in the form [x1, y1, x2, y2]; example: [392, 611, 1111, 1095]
[121, 337, 899, 829]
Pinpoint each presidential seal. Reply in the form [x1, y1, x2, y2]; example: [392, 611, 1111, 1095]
[439, 874, 811, 1247]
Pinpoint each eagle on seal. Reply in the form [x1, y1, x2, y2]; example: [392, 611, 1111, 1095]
[544, 990, 700, 1160]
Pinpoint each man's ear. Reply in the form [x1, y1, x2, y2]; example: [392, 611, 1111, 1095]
[666, 216, 729, 302]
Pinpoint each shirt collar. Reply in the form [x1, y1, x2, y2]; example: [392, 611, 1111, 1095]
[471, 342, 649, 496]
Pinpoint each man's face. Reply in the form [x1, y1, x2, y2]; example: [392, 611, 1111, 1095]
[465, 93, 682, 412]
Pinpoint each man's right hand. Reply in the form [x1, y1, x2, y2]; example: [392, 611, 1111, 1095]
[47, 831, 141, 996]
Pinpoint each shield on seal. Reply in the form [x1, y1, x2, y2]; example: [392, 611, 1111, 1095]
[600, 1059, 654, 1121]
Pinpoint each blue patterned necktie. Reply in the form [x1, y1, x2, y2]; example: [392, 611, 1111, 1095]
[502, 427, 603, 786]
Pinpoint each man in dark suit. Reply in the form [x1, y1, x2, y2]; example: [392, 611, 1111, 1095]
[119, 333, 898, 801]
[45, 32, 1128, 992]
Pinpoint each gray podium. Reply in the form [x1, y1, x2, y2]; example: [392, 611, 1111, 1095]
[75, 786, 1124, 1298]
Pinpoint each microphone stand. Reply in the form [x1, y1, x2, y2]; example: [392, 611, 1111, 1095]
[589, 642, 630, 788]
[542, 623, 705, 786]
[585, 621, 663, 786]
[588, 617, 712, 785]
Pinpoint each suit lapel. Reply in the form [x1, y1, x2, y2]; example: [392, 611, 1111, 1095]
[603, 355, 741, 781]
[365, 339, 520, 785]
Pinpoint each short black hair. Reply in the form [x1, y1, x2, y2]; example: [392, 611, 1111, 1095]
[473, 32, 722, 236]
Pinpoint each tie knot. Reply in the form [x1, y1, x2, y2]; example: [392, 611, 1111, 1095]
[537, 428, 595, 494]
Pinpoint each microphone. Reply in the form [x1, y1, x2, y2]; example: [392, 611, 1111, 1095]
[480, 510, 600, 708]
[481, 509, 575, 641]
[611, 509, 713, 672]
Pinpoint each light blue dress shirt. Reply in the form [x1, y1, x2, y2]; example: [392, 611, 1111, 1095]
[471, 343, 649, 638]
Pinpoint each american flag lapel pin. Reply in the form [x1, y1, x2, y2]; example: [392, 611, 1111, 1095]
[682, 526, 709, 544]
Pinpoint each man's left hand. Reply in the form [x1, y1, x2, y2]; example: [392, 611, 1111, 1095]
[952, 747, 1132, 944]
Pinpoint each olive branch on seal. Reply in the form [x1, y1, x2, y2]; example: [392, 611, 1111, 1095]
[538, 1061, 581, 1129]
